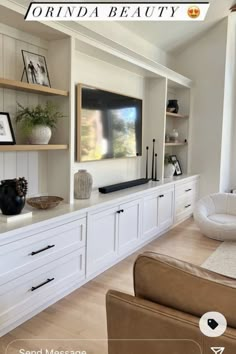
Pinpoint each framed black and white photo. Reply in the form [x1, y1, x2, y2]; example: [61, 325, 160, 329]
[0, 113, 16, 145]
[21, 50, 51, 87]
[173, 159, 182, 176]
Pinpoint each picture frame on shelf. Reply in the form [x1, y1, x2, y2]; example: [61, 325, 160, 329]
[21, 50, 51, 87]
[0, 112, 16, 145]
[173, 159, 182, 176]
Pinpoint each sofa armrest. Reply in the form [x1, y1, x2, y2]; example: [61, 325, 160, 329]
[106, 290, 236, 354]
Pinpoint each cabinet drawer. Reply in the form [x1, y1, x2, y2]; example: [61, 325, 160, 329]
[175, 194, 197, 223]
[0, 218, 86, 285]
[175, 180, 198, 198]
[0, 249, 85, 327]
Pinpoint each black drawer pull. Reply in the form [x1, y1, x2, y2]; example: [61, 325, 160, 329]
[30, 244, 55, 256]
[159, 194, 164, 198]
[185, 189, 192, 192]
[31, 278, 55, 292]
[185, 204, 191, 209]
[117, 209, 124, 214]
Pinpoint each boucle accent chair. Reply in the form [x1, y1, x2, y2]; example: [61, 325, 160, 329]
[194, 193, 236, 241]
[106, 252, 236, 354]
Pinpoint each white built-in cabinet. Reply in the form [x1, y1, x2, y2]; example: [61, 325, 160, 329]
[0, 175, 199, 336]
[87, 198, 141, 276]
[143, 186, 174, 239]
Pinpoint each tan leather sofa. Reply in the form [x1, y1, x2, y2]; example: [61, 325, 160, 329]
[106, 252, 236, 354]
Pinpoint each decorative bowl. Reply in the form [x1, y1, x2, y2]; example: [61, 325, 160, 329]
[27, 196, 63, 210]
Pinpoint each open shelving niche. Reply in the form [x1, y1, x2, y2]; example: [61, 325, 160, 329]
[0, 3, 192, 204]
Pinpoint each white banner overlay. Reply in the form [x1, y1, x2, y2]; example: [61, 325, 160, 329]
[25, 2, 210, 21]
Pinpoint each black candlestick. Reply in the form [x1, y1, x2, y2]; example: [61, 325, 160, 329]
[146, 146, 149, 179]
[151, 139, 155, 180]
[154, 153, 158, 181]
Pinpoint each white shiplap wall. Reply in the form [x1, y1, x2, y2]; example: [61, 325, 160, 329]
[0, 24, 49, 196]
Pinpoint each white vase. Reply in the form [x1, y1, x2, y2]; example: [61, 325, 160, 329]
[74, 170, 93, 199]
[164, 163, 175, 178]
[29, 125, 52, 144]
[170, 129, 179, 142]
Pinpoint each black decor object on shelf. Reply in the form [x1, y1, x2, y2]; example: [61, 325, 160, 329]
[151, 139, 155, 180]
[153, 153, 159, 181]
[167, 100, 179, 114]
[99, 178, 149, 194]
[0, 177, 28, 215]
[146, 146, 149, 179]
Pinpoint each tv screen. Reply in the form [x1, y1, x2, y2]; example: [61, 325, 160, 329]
[77, 85, 142, 162]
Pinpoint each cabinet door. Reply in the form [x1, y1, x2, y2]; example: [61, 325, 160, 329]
[87, 206, 118, 277]
[142, 194, 159, 240]
[158, 189, 174, 231]
[118, 199, 141, 254]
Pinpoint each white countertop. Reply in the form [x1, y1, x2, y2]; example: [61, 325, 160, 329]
[0, 174, 199, 238]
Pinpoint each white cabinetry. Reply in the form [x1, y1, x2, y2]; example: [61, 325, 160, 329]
[175, 178, 199, 224]
[118, 199, 141, 254]
[87, 206, 118, 277]
[143, 186, 174, 240]
[87, 198, 142, 277]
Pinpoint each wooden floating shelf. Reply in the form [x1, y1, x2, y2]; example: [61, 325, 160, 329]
[166, 112, 188, 119]
[0, 144, 69, 152]
[165, 142, 188, 147]
[0, 78, 69, 97]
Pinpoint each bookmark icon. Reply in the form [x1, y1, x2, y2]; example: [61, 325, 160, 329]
[211, 348, 225, 354]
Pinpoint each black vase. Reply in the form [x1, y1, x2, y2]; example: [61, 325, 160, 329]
[167, 100, 179, 114]
[0, 179, 26, 215]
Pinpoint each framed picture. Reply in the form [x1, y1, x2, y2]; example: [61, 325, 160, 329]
[21, 50, 51, 87]
[173, 159, 182, 176]
[0, 113, 16, 145]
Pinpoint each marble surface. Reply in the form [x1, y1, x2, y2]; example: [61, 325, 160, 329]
[0, 174, 199, 237]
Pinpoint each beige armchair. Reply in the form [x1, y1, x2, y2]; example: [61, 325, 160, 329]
[106, 252, 236, 354]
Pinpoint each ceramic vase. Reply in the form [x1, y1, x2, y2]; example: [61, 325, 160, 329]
[29, 125, 52, 144]
[74, 170, 93, 199]
[170, 129, 179, 142]
[164, 164, 175, 178]
[0, 178, 28, 215]
[167, 100, 179, 114]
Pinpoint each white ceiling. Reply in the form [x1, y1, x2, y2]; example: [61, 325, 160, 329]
[4, 0, 236, 52]
[120, 0, 235, 52]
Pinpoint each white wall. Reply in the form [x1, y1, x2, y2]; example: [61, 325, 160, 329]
[0, 23, 49, 196]
[220, 15, 236, 192]
[73, 51, 144, 188]
[173, 20, 228, 197]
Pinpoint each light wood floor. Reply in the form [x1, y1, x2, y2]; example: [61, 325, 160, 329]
[1, 218, 220, 354]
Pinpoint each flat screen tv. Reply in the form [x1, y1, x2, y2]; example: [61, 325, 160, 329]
[77, 84, 142, 162]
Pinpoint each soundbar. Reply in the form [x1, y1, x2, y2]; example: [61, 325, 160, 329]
[99, 178, 150, 194]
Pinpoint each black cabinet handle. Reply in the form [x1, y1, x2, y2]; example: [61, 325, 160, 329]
[185, 204, 191, 209]
[185, 189, 192, 192]
[159, 194, 164, 198]
[117, 209, 124, 214]
[30, 245, 55, 256]
[31, 278, 55, 292]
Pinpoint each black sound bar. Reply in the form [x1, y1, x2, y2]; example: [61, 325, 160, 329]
[99, 178, 150, 194]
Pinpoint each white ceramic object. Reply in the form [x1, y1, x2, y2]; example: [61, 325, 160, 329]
[28, 125, 52, 144]
[170, 129, 179, 142]
[74, 170, 93, 199]
[164, 163, 175, 178]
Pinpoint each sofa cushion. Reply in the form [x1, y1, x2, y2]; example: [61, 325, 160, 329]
[134, 252, 236, 328]
[208, 213, 236, 224]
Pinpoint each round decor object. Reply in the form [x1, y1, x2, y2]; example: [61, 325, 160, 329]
[167, 100, 179, 114]
[0, 178, 28, 215]
[28, 125, 52, 144]
[164, 163, 175, 178]
[27, 196, 63, 209]
[74, 170, 93, 199]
